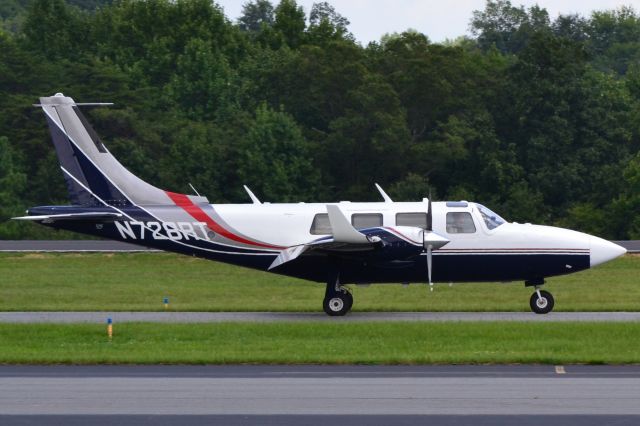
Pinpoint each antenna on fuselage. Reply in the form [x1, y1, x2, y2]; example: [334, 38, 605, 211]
[244, 185, 262, 204]
[188, 183, 201, 197]
[375, 183, 393, 203]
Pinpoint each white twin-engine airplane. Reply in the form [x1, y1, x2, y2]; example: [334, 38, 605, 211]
[15, 93, 627, 315]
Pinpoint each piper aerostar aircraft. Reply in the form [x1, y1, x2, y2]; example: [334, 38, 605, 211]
[15, 93, 627, 316]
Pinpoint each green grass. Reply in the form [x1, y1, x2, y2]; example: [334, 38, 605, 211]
[1, 322, 639, 364]
[0, 252, 639, 311]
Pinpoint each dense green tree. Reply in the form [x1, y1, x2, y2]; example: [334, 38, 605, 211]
[22, 0, 89, 60]
[238, 0, 275, 33]
[91, 0, 237, 85]
[499, 32, 590, 208]
[552, 14, 587, 42]
[236, 103, 320, 201]
[273, 0, 306, 48]
[0, 136, 27, 238]
[307, 1, 351, 44]
[389, 173, 433, 202]
[1, 0, 640, 238]
[471, 0, 550, 54]
[165, 38, 235, 120]
[587, 7, 640, 74]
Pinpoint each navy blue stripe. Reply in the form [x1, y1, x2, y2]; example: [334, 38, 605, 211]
[44, 114, 95, 206]
[68, 142, 131, 205]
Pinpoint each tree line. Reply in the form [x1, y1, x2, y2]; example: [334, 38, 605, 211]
[1, 0, 640, 239]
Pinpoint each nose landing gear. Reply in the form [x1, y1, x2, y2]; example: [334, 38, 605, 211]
[529, 288, 554, 314]
[525, 279, 554, 314]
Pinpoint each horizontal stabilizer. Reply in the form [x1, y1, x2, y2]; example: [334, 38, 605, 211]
[33, 102, 114, 107]
[13, 212, 122, 223]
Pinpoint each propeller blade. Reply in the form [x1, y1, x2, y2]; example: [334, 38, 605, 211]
[423, 192, 448, 292]
[427, 244, 433, 292]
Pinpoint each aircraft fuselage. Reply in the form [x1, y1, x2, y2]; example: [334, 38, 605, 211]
[28, 199, 613, 284]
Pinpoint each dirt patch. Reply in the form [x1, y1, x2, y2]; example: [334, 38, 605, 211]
[13, 253, 51, 259]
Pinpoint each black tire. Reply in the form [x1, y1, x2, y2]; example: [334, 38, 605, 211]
[530, 290, 554, 314]
[323, 293, 350, 316]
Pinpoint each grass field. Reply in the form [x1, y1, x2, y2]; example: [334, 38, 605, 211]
[1, 252, 639, 312]
[1, 322, 639, 364]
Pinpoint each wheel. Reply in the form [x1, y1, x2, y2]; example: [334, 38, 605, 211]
[323, 292, 351, 316]
[530, 290, 554, 314]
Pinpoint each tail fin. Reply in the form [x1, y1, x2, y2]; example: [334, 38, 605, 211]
[38, 93, 188, 207]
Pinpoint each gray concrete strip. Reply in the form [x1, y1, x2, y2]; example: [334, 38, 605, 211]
[0, 240, 159, 252]
[2, 311, 640, 323]
[0, 365, 558, 378]
[1, 376, 640, 415]
[1, 415, 638, 426]
[613, 240, 640, 253]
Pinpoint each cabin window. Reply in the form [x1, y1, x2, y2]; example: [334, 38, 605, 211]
[352, 213, 383, 229]
[310, 213, 332, 235]
[446, 212, 476, 234]
[396, 213, 427, 229]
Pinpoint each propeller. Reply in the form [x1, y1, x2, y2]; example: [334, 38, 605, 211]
[423, 194, 450, 291]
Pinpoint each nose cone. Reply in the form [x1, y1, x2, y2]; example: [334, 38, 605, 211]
[590, 237, 626, 267]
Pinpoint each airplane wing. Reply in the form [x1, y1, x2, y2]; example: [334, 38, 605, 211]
[269, 205, 381, 270]
[12, 212, 123, 223]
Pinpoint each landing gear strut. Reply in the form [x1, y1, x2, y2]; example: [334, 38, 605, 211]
[323, 273, 353, 316]
[529, 288, 554, 314]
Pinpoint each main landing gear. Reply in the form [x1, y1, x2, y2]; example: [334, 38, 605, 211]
[323, 275, 353, 316]
[526, 279, 554, 314]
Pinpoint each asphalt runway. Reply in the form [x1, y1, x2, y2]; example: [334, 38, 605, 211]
[2, 311, 640, 323]
[0, 365, 639, 426]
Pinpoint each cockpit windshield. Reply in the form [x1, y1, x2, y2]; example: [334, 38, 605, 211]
[477, 204, 506, 230]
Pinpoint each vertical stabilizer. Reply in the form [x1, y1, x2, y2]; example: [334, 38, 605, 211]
[39, 93, 179, 207]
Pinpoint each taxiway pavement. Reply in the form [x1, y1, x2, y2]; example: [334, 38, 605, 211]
[1, 311, 640, 323]
[0, 365, 639, 425]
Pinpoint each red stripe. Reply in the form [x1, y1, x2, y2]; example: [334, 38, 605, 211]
[165, 191, 283, 249]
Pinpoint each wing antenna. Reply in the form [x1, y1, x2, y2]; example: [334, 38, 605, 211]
[188, 183, 201, 197]
[375, 183, 393, 203]
[244, 185, 261, 204]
